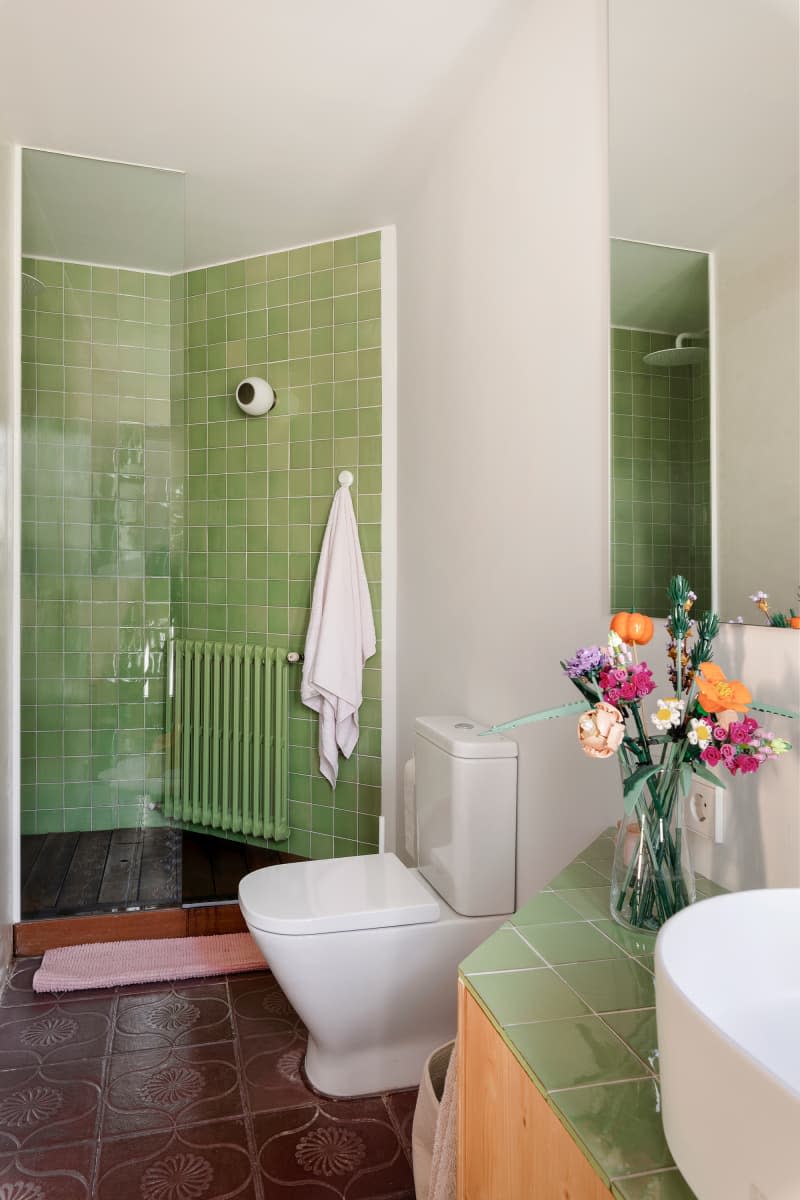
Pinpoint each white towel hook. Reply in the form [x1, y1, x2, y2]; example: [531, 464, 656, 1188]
[338, 470, 354, 488]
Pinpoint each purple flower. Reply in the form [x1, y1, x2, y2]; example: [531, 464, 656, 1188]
[564, 646, 609, 680]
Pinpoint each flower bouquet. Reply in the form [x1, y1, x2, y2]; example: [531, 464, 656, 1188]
[487, 576, 795, 932]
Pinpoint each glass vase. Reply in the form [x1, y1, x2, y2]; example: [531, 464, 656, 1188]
[610, 761, 696, 932]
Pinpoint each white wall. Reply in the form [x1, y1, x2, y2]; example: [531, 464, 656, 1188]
[0, 141, 19, 976]
[691, 624, 800, 891]
[395, 0, 618, 904]
[714, 182, 800, 618]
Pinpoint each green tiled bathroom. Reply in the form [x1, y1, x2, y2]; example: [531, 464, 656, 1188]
[20, 181, 384, 917]
[1, 5, 799, 1200]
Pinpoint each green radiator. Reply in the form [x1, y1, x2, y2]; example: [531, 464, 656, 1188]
[164, 639, 290, 841]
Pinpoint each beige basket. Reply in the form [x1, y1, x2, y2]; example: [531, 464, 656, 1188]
[412, 1041, 454, 1200]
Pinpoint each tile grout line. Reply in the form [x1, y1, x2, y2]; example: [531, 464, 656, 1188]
[504, 901, 659, 1082]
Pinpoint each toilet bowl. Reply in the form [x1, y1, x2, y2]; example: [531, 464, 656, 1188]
[240, 852, 505, 1096]
[239, 715, 518, 1098]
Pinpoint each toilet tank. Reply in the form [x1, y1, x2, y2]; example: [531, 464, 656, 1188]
[414, 716, 518, 917]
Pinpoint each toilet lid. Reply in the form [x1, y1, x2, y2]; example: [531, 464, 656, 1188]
[239, 852, 440, 935]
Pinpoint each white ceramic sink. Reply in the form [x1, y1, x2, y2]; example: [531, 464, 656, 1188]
[656, 890, 800, 1200]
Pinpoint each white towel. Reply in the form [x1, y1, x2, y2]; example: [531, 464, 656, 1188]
[301, 483, 376, 786]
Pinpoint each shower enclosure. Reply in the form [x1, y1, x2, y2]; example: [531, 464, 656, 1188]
[19, 149, 282, 920]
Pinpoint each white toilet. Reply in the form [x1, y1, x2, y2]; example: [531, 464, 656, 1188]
[238, 716, 518, 1097]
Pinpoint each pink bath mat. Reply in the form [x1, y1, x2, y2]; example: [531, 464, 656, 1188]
[32, 932, 266, 992]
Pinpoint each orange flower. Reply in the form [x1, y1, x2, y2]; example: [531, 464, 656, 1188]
[610, 611, 654, 645]
[697, 662, 752, 714]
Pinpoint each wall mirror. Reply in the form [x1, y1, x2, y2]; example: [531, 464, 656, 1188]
[609, 0, 799, 623]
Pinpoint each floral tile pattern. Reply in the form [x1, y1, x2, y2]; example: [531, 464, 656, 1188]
[0, 1142, 96, 1199]
[0, 1059, 104, 1152]
[113, 983, 233, 1053]
[95, 1118, 257, 1199]
[255, 1098, 414, 1199]
[102, 1042, 242, 1137]
[0, 999, 113, 1068]
[1, 963, 417, 1199]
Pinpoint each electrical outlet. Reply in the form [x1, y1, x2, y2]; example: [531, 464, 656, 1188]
[687, 779, 724, 843]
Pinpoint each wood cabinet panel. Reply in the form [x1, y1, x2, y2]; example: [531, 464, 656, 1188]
[458, 982, 612, 1200]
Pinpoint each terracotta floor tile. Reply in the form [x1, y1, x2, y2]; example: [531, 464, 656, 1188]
[239, 1030, 315, 1114]
[0, 1141, 96, 1199]
[254, 1097, 415, 1199]
[101, 1040, 243, 1138]
[113, 983, 233, 1053]
[384, 1089, 418, 1160]
[229, 972, 305, 1039]
[95, 1117, 259, 1199]
[0, 1058, 104, 1153]
[0, 999, 113, 1069]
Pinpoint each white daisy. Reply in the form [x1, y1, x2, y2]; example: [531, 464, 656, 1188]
[650, 698, 685, 732]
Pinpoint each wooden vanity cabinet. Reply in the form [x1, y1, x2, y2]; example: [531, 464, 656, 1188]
[457, 982, 613, 1200]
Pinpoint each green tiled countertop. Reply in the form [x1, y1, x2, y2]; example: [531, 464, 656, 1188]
[460, 828, 727, 1200]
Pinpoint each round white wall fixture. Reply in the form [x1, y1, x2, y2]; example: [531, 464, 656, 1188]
[235, 376, 276, 416]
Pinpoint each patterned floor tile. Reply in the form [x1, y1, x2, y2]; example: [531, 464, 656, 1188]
[0, 1059, 104, 1153]
[384, 1089, 417, 1161]
[113, 983, 233, 1053]
[101, 1041, 243, 1138]
[95, 1117, 258, 1199]
[0, 1141, 96, 1199]
[0, 999, 113, 1069]
[239, 1030, 314, 1114]
[229, 972, 305, 1039]
[254, 1097, 415, 1199]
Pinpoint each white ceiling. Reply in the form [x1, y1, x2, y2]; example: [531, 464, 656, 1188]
[0, 0, 523, 269]
[609, 0, 799, 251]
[610, 239, 708, 333]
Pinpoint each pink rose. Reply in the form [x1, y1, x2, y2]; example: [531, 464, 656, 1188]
[578, 702, 625, 759]
[720, 743, 735, 761]
[701, 745, 721, 766]
[729, 722, 748, 743]
[621, 681, 637, 700]
[712, 725, 727, 741]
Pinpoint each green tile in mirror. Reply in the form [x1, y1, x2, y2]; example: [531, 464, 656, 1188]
[460, 927, 542, 974]
[517, 921, 627, 964]
[557, 1078, 674, 1183]
[557, 958, 655, 1013]
[468, 968, 590, 1026]
[612, 1168, 697, 1199]
[603, 1009, 659, 1076]
[507, 1016, 648, 1091]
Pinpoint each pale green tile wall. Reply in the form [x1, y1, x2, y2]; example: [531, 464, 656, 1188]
[21, 258, 175, 834]
[177, 232, 382, 859]
[22, 233, 383, 856]
[611, 328, 711, 614]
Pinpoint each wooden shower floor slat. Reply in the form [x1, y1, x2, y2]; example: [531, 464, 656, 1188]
[20, 828, 291, 920]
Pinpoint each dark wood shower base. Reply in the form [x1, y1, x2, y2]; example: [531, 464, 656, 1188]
[21, 827, 293, 919]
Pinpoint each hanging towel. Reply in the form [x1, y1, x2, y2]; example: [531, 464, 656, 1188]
[301, 483, 376, 786]
[428, 1042, 458, 1200]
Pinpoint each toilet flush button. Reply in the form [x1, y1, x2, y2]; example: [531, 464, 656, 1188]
[454, 722, 474, 729]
